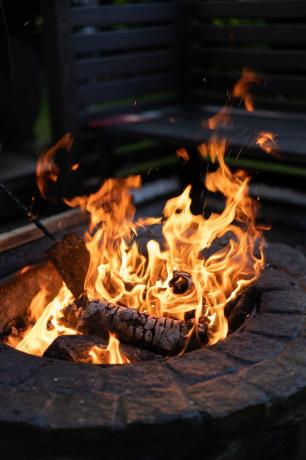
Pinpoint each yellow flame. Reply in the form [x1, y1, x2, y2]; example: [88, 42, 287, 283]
[88, 333, 130, 365]
[16, 284, 75, 356]
[9, 70, 267, 357]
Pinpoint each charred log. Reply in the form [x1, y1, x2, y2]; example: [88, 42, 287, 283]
[169, 271, 193, 294]
[43, 334, 162, 363]
[47, 233, 90, 299]
[61, 301, 209, 356]
[227, 286, 260, 333]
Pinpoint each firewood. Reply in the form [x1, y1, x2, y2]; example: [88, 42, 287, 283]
[47, 233, 90, 299]
[169, 271, 193, 294]
[43, 334, 162, 363]
[61, 301, 209, 356]
[227, 286, 260, 333]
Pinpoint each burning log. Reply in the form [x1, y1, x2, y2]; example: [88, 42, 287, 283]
[227, 286, 260, 333]
[169, 271, 193, 294]
[43, 334, 162, 363]
[47, 233, 90, 299]
[61, 301, 209, 356]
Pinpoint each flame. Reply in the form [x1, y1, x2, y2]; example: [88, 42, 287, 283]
[63, 138, 264, 345]
[36, 133, 73, 198]
[8, 144, 265, 353]
[15, 284, 75, 356]
[207, 106, 231, 130]
[176, 148, 190, 162]
[71, 163, 79, 171]
[232, 67, 262, 112]
[88, 333, 130, 365]
[256, 132, 279, 156]
[206, 68, 262, 129]
[8, 70, 267, 358]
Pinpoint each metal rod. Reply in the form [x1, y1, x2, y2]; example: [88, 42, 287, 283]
[0, 182, 56, 241]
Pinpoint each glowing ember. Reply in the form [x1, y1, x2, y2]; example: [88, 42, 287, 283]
[256, 132, 279, 156]
[71, 162, 80, 171]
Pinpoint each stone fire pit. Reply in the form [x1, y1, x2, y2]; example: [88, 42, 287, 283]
[1, 242, 306, 459]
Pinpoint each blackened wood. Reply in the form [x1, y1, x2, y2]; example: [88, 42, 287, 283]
[77, 73, 175, 105]
[71, 3, 175, 27]
[227, 286, 260, 334]
[62, 301, 209, 356]
[75, 50, 176, 80]
[195, 1, 305, 20]
[73, 27, 176, 54]
[169, 271, 193, 294]
[47, 233, 90, 299]
[43, 334, 162, 363]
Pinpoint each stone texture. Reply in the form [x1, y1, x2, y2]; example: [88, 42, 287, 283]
[122, 384, 197, 428]
[0, 344, 44, 387]
[167, 348, 239, 384]
[0, 386, 120, 431]
[212, 331, 284, 364]
[256, 267, 297, 291]
[260, 288, 306, 314]
[265, 243, 306, 278]
[244, 312, 304, 340]
[187, 373, 268, 433]
[103, 361, 177, 394]
[244, 356, 306, 412]
[0, 242, 306, 460]
[22, 359, 106, 394]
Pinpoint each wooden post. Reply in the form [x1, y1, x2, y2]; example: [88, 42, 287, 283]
[43, 0, 77, 142]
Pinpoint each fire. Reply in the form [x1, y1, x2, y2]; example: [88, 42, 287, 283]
[207, 106, 231, 130]
[176, 148, 190, 162]
[64, 139, 264, 345]
[232, 67, 262, 112]
[71, 162, 80, 171]
[206, 68, 262, 129]
[88, 334, 130, 365]
[256, 132, 279, 156]
[36, 132, 73, 198]
[15, 284, 75, 356]
[7, 69, 267, 360]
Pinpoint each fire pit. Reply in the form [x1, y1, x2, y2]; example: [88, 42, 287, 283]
[1, 80, 306, 456]
[1, 242, 306, 459]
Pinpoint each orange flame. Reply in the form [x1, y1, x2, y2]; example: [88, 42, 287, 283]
[206, 106, 231, 130]
[232, 67, 262, 112]
[11, 135, 264, 354]
[256, 132, 279, 156]
[176, 148, 190, 162]
[71, 163, 80, 171]
[9, 69, 267, 358]
[36, 133, 73, 198]
[63, 138, 264, 345]
[15, 285, 75, 356]
[88, 333, 130, 365]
